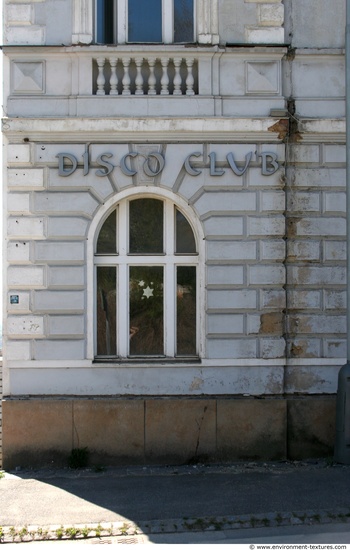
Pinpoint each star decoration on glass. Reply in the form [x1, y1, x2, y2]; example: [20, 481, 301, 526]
[143, 286, 154, 299]
[138, 280, 145, 287]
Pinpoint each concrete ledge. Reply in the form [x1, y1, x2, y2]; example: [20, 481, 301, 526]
[2, 396, 336, 469]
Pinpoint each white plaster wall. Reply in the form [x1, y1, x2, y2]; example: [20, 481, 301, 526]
[284, 0, 345, 49]
[1, 1, 346, 400]
[2, 120, 346, 397]
[4, 0, 72, 45]
[4, 0, 346, 49]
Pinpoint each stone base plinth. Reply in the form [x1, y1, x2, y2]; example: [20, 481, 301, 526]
[2, 396, 336, 469]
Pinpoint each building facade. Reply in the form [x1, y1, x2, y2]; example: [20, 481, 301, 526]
[1, 0, 346, 468]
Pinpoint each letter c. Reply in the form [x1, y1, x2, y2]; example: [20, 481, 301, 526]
[184, 152, 202, 176]
[120, 153, 138, 176]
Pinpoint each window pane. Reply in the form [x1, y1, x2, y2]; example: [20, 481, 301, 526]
[174, 0, 194, 43]
[96, 209, 116, 254]
[97, 266, 117, 355]
[175, 208, 196, 253]
[96, 0, 115, 43]
[177, 266, 196, 355]
[129, 266, 164, 355]
[129, 199, 163, 253]
[128, 0, 162, 42]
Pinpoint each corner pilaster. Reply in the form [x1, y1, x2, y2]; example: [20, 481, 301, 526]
[197, 0, 219, 45]
[72, 0, 93, 44]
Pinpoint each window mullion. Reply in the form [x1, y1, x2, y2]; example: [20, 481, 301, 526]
[165, 262, 176, 356]
[163, 0, 173, 43]
[196, 263, 200, 356]
[118, 199, 128, 356]
[113, 0, 118, 43]
[165, 200, 174, 255]
[164, 199, 175, 355]
[118, 0, 127, 43]
[119, 199, 128, 254]
[118, 263, 129, 357]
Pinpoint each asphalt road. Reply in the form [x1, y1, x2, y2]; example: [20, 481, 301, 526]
[1, 465, 350, 526]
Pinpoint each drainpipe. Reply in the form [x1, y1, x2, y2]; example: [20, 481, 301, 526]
[334, 0, 350, 464]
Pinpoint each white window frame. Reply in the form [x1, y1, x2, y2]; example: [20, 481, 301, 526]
[88, 187, 204, 361]
[97, 0, 196, 44]
[73, 0, 218, 45]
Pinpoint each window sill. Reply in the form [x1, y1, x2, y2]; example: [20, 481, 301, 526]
[93, 357, 201, 365]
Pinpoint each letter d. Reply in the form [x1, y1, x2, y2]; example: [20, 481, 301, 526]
[56, 153, 78, 177]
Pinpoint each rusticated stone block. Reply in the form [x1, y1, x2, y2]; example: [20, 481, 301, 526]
[8, 168, 44, 188]
[259, 312, 284, 334]
[259, 4, 284, 26]
[7, 144, 31, 163]
[287, 338, 321, 358]
[8, 193, 30, 213]
[245, 27, 284, 44]
[8, 265, 45, 287]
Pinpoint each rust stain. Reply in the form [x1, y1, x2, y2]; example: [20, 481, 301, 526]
[295, 267, 311, 286]
[189, 377, 204, 391]
[287, 368, 324, 393]
[290, 342, 320, 358]
[266, 370, 284, 394]
[290, 343, 305, 357]
[259, 313, 284, 335]
[286, 218, 302, 239]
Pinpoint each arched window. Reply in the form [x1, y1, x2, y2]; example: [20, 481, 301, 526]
[94, 195, 199, 359]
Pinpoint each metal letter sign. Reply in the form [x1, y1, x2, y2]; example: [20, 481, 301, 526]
[56, 148, 280, 178]
[259, 152, 279, 176]
[56, 153, 78, 177]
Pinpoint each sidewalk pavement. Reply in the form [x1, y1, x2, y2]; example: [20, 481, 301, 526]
[0, 459, 349, 544]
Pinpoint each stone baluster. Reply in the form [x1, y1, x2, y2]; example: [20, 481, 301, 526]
[96, 57, 106, 95]
[160, 57, 170, 95]
[122, 58, 131, 95]
[135, 57, 144, 95]
[147, 57, 157, 95]
[186, 58, 195, 96]
[109, 57, 119, 95]
[173, 58, 182, 95]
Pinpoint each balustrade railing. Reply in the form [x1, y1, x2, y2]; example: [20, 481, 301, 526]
[93, 56, 198, 96]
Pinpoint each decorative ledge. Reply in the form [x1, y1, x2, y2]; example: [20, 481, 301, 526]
[2, 116, 287, 143]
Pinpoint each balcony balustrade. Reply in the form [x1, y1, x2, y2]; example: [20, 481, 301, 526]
[5, 45, 287, 118]
[93, 56, 198, 96]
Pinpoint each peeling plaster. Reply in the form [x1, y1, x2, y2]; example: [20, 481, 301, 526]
[260, 312, 284, 335]
[268, 119, 289, 141]
[189, 377, 205, 391]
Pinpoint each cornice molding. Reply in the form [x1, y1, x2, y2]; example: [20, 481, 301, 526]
[296, 118, 346, 143]
[2, 117, 287, 143]
[3, 117, 345, 144]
